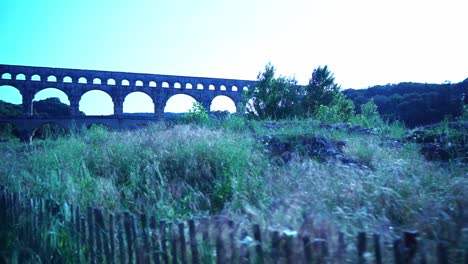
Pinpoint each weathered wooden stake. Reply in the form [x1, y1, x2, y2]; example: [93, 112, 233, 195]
[228, 220, 236, 263]
[270, 231, 280, 264]
[303, 236, 313, 264]
[141, 213, 151, 264]
[188, 219, 199, 264]
[94, 208, 104, 264]
[87, 207, 96, 264]
[393, 239, 403, 264]
[178, 222, 187, 264]
[109, 213, 116, 264]
[373, 234, 382, 264]
[160, 220, 169, 264]
[124, 212, 134, 264]
[150, 215, 161, 264]
[117, 213, 126, 264]
[437, 241, 448, 264]
[130, 214, 141, 264]
[357, 232, 367, 264]
[169, 222, 178, 264]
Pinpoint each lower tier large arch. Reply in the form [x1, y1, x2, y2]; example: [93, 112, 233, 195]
[164, 94, 198, 113]
[80, 90, 114, 116]
[210, 95, 237, 113]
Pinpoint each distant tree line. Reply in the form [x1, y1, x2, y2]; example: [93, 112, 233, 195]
[344, 80, 468, 127]
[0, 97, 84, 116]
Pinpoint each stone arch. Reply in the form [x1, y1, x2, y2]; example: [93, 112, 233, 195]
[220, 85, 227, 91]
[121, 79, 130, 86]
[197, 84, 204, 90]
[78, 77, 87, 84]
[164, 94, 198, 113]
[0, 85, 23, 104]
[47, 75, 57, 82]
[231, 85, 238, 92]
[174, 82, 181, 89]
[209, 85, 215, 90]
[107, 78, 116, 85]
[149, 81, 157, 87]
[162, 82, 169, 88]
[0, 85, 23, 114]
[210, 95, 237, 113]
[0, 122, 20, 142]
[185, 83, 193, 89]
[32, 88, 70, 116]
[135, 80, 143, 87]
[1, 73, 12, 79]
[79, 90, 114, 116]
[31, 74, 41, 81]
[31, 122, 69, 140]
[63, 76, 73, 83]
[93, 78, 102, 84]
[243, 86, 249, 91]
[15, 74, 26, 80]
[123, 91, 155, 114]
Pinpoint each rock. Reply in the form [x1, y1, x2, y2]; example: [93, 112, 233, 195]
[260, 134, 359, 165]
[420, 143, 451, 161]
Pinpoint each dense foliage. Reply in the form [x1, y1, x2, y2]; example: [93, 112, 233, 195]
[344, 80, 467, 127]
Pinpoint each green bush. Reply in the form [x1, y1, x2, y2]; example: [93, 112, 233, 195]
[183, 102, 209, 123]
[316, 93, 356, 124]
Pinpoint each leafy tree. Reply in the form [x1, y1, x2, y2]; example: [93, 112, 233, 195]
[358, 99, 384, 127]
[184, 102, 209, 123]
[244, 63, 299, 119]
[302, 65, 340, 117]
[316, 92, 355, 123]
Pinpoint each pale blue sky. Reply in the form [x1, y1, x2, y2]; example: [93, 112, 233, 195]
[1, 0, 467, 114]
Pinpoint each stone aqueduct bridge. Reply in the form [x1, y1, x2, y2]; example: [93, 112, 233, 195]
[0, 64, 255, 141]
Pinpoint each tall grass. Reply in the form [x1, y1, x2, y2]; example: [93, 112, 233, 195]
[0, 118, 466, 254]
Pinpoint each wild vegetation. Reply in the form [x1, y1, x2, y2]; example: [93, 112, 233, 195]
[0, 64, 467, 262]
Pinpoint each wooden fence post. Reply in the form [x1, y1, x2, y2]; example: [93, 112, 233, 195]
[216, 220, 226, 264]
[160, 220, 169, 264]
[74, 205, 81, 260]
[188, 219, 199, 264]
[271, 230, 280, 264]
[109, 213, 116, 264]
[253, 224, 264, 264]
[130, 214, 141, 264]
[393, 239, 403, 264]
[303, 236, 313, 264]
[373, 234, 382, 264]
[437, 241, 449, 264]
[228, 220, 236, 263]
[124, 212, 134, 264]
[96, 209, 111, 263]
[403, 231, 418, 263]
[169, 222, 178, 264]
[94, 208, 104, 264]
[141, 213, 151, 264]
[463, 228, 468, 264]
[87, 207, 96, 264]
[150, 215, 161, 264]
[357, 232, 367, 264]
[117, 213, 126, 264]
[178, 222, 187, 264]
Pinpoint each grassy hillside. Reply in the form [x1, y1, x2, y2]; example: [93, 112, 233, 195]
[1, 118, 466, 248]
